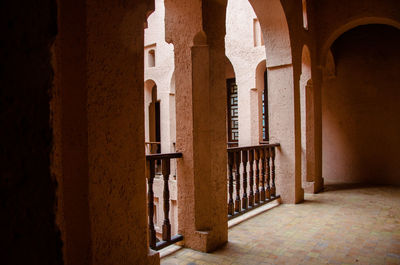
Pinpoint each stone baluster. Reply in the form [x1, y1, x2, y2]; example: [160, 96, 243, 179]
[260, 148, 266, 201]
[271, 147, 276, 197]
[248, 149, 254, 207]
[254, 148, 260, 204]
[242, 150, 248, 210]
[266, 147, 271, 199]
[234, 151, 241, 213]
[147, 159, 157, 249]
[228, 152, 234, 216]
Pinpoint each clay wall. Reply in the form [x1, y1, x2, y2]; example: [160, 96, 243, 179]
[322, 25, 400, 185]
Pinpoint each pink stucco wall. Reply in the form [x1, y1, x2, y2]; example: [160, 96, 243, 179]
[322, 24, 400, 185]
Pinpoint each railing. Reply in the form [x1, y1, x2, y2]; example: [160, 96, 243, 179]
[145, 141, 161, 154]
[146, 152, 183, 251]
[227, 141, 239, 148]
[227, 143, 280, 219]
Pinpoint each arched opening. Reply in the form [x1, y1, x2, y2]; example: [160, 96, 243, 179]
[322, 24, 400, 185]
[255, 60, 268, 142]
[322, 49, 336, 81]
[302, 0, 308, 30]
[169, 71, 176, 153]
[144, 79, 161, 154]
[225, 0, 267, 146]
[226, 56, 238, 146]
[248, 0, 292, 67]
[148, 49, 156, 67]
[249, 0, 302, 203]
[321, 17, 400, 67]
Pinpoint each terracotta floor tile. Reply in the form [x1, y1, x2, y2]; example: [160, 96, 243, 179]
[162, 186, 400, 265]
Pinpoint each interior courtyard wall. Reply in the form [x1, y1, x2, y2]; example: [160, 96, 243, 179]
[322, 25, 400, 185]
[55, 0, 159, 264]
[225, 0, 267, 146]
[312, 0, 400, 187]
[249, 0, 313, 202]
[145, 0, 176, 154]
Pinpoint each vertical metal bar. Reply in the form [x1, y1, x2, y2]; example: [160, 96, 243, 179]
[162, 158, 171, 241]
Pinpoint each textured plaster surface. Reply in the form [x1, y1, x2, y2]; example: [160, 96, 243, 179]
[145, 0, 176, 154]
[322, 25, 400, 186]
[225, 0, 266, 146]
[164, 0, 228, 252]
[54, 0, 159, 264]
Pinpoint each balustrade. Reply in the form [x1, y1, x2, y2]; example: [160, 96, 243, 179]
[146, 152, 183, 250]
[145, 141, 161, 154]
[227, 143, 280, 219]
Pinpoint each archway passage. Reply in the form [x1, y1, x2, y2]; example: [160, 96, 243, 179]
[225, 56, 238, 146]
[144, 80, 161, 154]
[322, 24, 400, 185]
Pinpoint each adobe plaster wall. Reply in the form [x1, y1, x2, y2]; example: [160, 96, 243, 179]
[322, 25, 400, 185]
[164, 0, 228, 252]
[0, 1, 63, 264]
[225, 0, 266, 146]
[145, 0, 176, 154]
[314, 0, 400, 64]
[54, 0, 159, 264]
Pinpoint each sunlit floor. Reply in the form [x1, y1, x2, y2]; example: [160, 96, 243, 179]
[162, 185, 400, 265]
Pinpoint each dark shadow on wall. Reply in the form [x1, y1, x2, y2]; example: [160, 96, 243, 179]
[0, 1, 63, 264]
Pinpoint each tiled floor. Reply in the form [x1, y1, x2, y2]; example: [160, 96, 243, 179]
[162, 185, 400, 265]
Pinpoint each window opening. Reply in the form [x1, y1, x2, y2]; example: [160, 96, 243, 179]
[262, 70, 269, 141]
[302, 0, 308, 30]
[227, 78, 239, 142]
[148, 49, 156, 67]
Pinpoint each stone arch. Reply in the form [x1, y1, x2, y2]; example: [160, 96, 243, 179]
[248, 0, 292, 67]
[323, 49, 336, 80]
[255, 59, 267, 142]
[225, 56, 236, 79]
[321, 17, 400, 65]
[225, 56, 238, 144]
[302, 0, 308, 30]
[144, 79, 158, 149]
[321, 24, 400, 186]
[248, 0, 303, 203]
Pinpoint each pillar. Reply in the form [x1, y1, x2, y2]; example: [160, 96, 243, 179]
[165, 0, 228, 252]
[55, 0, 159, 264]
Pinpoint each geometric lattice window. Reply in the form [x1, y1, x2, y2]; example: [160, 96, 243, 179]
[227, 78, 239, 142]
